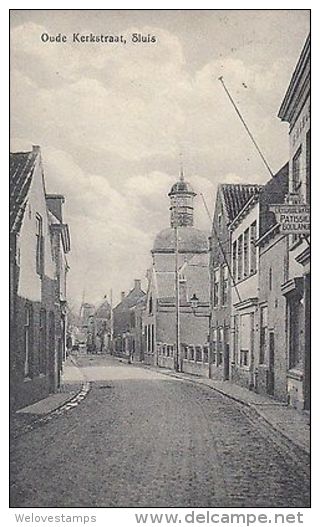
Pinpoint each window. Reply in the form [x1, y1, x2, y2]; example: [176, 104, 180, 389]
[203, 346, 209, 363]
[144, 328, 148, 352]
[237, 235, 243, 281]
[289, 295, 304, 369]
[213, 268, 219, 307]
[151, 324, 154, 353]
[148, 295, 153, 314]
[233, 315, 239, 364]
[196, 346, 202, 362]
[24, 305, 32, 378]
[232, 241, 237, 282]
[39, 308, 47, 374]
[243, 229, 249, 277]
[147, 325, 151, 352]
[239, 313, 252, 368]
[269, 267, 273, 291]
[259, 306, 268, 364]
[183, 345, 188, 360]
[250, 222, 257, 274]
[306, 131, 310, 204]
[212, 329, 217, 364]
[189, 345, 195, 361]
[36, 214, 44, 276]
[218, 213, 222, 231]
[292, 146, 302, 194]
[221, 265, 228, 306]
[218, 327, 224, 365]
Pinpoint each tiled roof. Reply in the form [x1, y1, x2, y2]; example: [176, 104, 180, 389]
[10, 150, 38, 233]
[220, 184, 262, 223]
[259, 163, 289, 237]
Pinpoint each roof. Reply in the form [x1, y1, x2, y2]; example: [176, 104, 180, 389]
[259, 162, 289, 238]
[168, 178, 196, 196]
[95, 298, 111, 318]
[10, 149, 38, 233]
[278, 33, 310, 123]
[114, 287, 146, 311]
[219, 184, 262, 223]
[153, 226, 209, 254]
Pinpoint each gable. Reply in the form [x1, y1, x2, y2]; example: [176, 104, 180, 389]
[10, 150, 37, 233]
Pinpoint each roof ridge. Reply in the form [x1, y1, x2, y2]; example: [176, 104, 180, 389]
[10, 150, 39, 233]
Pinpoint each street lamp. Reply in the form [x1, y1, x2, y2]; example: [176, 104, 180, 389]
[190, 293, 199, 312]
[190, 293, 210, 318]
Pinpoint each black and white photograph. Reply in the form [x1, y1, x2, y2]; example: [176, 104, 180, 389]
[9, 8, 311, 513]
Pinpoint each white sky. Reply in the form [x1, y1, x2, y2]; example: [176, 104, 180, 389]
[10, 9, 310, 308]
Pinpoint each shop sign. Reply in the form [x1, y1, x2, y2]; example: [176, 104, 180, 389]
[269, 204, 310, 235]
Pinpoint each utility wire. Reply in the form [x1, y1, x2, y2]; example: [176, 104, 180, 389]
[218, 76, 274, 179]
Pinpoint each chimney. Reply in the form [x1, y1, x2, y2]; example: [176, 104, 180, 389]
[134, 279, 141, 290]
[32, 145, 41, 153]
[46, 194, 65, 223]
[121, 291, 126, 301]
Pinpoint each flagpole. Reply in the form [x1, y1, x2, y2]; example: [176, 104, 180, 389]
[174, 224, 181, 372]
[110, 288, 114, 355]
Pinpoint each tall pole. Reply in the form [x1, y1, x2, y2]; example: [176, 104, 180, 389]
[174, 225, 181, 372]
[110, 288, 114, 355]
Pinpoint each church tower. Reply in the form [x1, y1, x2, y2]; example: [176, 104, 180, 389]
[168, 169, 196, 228]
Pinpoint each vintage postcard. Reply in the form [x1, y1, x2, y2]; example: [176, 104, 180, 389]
[9, 8, 310, 514]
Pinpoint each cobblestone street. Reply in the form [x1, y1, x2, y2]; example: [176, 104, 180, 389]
[10, 355, 310, 508]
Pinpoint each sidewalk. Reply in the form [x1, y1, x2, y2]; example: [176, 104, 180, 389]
[11, 354, 87, 439]
[137, 362, 311, 455]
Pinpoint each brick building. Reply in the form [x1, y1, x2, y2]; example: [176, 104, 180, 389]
[255, 164, 289, 401]
[278, 33, 310, 410]
[113, 280, 146, 359]
[228, 166, 289, 393]
[94, 298, 112, 352]
[209, 184, 262, 381]
[46, 194, 71, 366]
[10, 146, 70, 410]
[143, 172, 210, 374]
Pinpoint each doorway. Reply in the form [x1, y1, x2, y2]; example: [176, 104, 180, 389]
[268, 331, 275, 396]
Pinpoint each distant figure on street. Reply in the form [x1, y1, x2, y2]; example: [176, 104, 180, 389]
[128, 345, 134, 364]
[66, 335, 73, 357]
[96, 335, 101, 354]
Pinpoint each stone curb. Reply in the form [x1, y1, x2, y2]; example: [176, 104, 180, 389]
[11, 359, 91, 440]
[134, 360, 310, 456]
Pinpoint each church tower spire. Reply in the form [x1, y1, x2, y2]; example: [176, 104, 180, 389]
[168, 168, 196, 228]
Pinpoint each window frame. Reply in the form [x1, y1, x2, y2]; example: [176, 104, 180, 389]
[35, 213, 44, 277]
[213, 267, 220, 308]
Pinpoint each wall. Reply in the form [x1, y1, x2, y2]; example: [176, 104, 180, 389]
[257, 235, 288, 402]
[156, 307, 209, 346]
[230, 203, 259, 389]
[210, 188, 232, 381]
[11, 156, 58, 410]
[16, 157, 55, 302]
